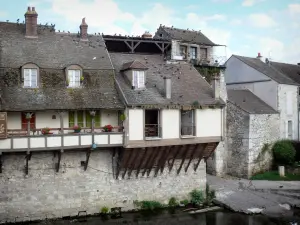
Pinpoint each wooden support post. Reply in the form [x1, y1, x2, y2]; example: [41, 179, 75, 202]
[122, 149, 134, 179]
[147, 146, 162, 177]
[90, 111, 96, 144]
[194, 143, 208, 171]
[142, 147, 156, 177]
[84, 149, 91, 171]
[25, 151, 31, 175]
[56, 150, 63, 172]
[136, 148, 147, 178]
[177, 145, 190, 175]
[0, 153, 2, 173]
[164, 43, 170, 51]
[124, 41, 133, 52]
[154, 146, 169, 177]
[132, 41, 141, 52]
[160, 146, 171, 174]
[169, 145, 181, 172]
[154, 42, 163, 52]
[59, 112, 64, 148]
[127, 149, 139, 178]
[185, 144, 198, 172]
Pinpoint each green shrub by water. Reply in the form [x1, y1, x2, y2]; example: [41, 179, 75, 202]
[135, 200, 164, 211]
[168, 197, 178, 207]
[272, 140, 296, 165]
[189, 189, 204, 205]
[100, 206, 109, 214]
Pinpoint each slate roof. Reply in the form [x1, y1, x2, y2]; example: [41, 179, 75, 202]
[232, 55, 298, 85]
[110, 53, 225, 108]
[121, 60, 148, 71]
[227, 89, 278, 114]
[270, 61, 300, 85]
[154, 25, 218, 46]
[0, 22, 124, 111]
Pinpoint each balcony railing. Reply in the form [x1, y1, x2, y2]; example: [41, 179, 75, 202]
[0, 127, 124, 152]
[181, 125, 196, 137]
[145, 124, 161, 139]
[190, 55, 227, 67]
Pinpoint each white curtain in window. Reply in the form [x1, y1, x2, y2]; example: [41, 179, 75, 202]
[137, 71, 145, 88]
[24, 68, 38, 87]
[68, 70, 81, 87]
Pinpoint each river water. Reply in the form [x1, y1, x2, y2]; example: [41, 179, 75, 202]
[26, 209, 300, 225]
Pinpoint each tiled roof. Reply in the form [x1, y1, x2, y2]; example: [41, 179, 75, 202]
[232, 55, 298, 85]
[154, 25, 217, 46]
[0, 22, 124, 111]
[110, 53, 225, 108]
[227, 89, 278, 114]
[121, 60, 148, 71]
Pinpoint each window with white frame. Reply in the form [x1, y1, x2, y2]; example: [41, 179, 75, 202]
[68, 70, 81, 87]
[23, 68, 38, 88]
[133, 70, 145, 89]
[287, 120, 293, 139]
[190, 47, 197, 59]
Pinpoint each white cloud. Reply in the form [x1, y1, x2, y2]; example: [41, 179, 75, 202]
[205, 14, 227, 21]
[248, 14, 277, 28]
[242, 0, 265, 7]
[230, 19, 242, 25]
[288, 4, 300, 15]
[211, 0, 232, 2]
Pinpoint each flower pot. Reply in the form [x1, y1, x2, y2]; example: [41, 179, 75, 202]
[74, 129, 81, 133]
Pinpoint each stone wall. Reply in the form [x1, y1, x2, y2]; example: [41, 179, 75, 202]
[207, 71, 227, 176]
[226, 102, 250, 178]
[0, 150, 206, 223]
[248, 113, 280, 177]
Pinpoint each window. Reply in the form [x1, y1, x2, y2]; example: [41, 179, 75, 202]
[133, 71, 145, 89]
[159, 33, 163, 37]
[68, 70, 81, 87]
[21, 112, 36, 130]
[190, 47, 197, 59]
[287, 120, 293, 139]
[69, 111, 101, 128]
[145, 110, 160, 138]
[200, 48, 208, 60]
[180, 45, 187, 59]
[24, 68, 38, 87]
[181, 110, 195, 136]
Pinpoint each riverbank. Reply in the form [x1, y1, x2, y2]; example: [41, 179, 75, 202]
[207, 174, 300, 217]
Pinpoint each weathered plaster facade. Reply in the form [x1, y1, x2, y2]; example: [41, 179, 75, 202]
[0, 150, 206, 223]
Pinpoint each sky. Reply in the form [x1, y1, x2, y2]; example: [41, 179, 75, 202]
[0, 0, 299, 64]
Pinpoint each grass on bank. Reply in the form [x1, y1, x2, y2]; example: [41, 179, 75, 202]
[251, 171, 300, 181]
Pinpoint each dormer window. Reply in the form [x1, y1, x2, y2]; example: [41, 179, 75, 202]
[65, 65, 83, 88]
[22, 63, 39, 88]
[68, 70, 81, 87]
[133, 71, 145, 89]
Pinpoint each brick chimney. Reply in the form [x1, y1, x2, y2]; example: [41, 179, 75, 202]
[164, 76, 171, 99]
[80, 18, 88, 41]
[211, 74, 220, 99]
[256, 52, 265, 62]
[142, 31, 152, 39]
[25, 6, 38, 38]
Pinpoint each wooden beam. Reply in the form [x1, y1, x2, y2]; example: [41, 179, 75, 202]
[164, 43, 170, 51]
[142, 147, 156, 176]
[132, 41, 141, 51]
[168, 145, 181, 172]
[184, 144, 199, 172]
[25, 151, 31, 175]
[154, 146, 168, 177]
[159, 146, 171, 174]
[127, 149, 139, 178]
[124, 41, 133, 52]
[136, 148, 147, 178]
[154, 42, 163, 52]
[84, 149, 91, 171]
[122, 149, 134, 179]
[147, 146, 163, 177]
[194, 143, 208, 171]
[103, 37, 171, 44]
[56, 150, 63, 172]
[177, 145, 190, 175]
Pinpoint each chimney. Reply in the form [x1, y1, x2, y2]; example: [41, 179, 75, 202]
[24, 6, 38, 38]
[256, 52, 265, 62]
[142, 31, 152, 39]
[164, 76, 171, 99]
[80, 18, 88, 41]
[211, 74, 220, 99]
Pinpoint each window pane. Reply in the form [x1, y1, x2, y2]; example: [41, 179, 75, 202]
[68, 70, 74, 87]
[137, 71, 145, 88]
[74, 70, 80, 87]
[95, 111, 101, 127]
[69, 111, 75, 127]
[77, 111, 84, 127]
[24, 69, 31, 87]
[133, 71, 138, 87]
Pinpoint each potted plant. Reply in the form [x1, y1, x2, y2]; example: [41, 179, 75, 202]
[119, 113, 126, 132]
[41, 127, 51, 135]
[103, 125, 113, 132]
[73, 125, 81, 133]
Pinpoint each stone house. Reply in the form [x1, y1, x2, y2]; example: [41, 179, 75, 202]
[0, 7, 227, 223]
[227, 89, 280, 178]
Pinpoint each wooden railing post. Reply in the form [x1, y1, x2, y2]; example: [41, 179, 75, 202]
[59, 111, 65, 148]
[90, 111, 96, 144]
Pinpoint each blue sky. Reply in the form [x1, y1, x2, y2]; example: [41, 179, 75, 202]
[0, 0, 300, 63]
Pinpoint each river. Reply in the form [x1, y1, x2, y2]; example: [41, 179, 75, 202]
[23, 209, 300, 225]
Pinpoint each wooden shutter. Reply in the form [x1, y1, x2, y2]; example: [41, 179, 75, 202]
[24, 69, 31, 87]
[21, 113, 35, 130]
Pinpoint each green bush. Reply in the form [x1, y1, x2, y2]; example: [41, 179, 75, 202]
[138, 201, 164, 211]
[168, 197, 178, 207]
[272, 140, 296, 165]
[189, 189, 204, 205]
[100, 206, 109, 214]
[180, 199, 189, 206]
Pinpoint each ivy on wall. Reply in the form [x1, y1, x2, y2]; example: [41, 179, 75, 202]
[195, 66, 225, 83]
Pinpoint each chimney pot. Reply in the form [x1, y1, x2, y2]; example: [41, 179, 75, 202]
[164, 76, 171, 99]
[25, 6, 38, 38]
[80, 17, 88, 41]
[258, 52, 261, 57]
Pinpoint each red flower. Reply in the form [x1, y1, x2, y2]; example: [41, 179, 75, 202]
[103, 125, 113, 132]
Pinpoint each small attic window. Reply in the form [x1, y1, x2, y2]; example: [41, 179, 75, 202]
[159, 33, 163, 37]
[22, 63, 39, 88]
[133, 71, 145, 89]
[66, 65, 83, 88]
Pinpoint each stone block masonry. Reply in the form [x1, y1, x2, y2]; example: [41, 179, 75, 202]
[0, 150, 206, 223]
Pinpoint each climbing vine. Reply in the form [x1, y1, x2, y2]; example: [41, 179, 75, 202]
[195, 66, 225, 83]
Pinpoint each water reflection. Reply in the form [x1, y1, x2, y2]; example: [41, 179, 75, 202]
[30, 210, 300, 225]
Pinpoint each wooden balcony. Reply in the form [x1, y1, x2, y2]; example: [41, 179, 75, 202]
[0, 127, 124, 152]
